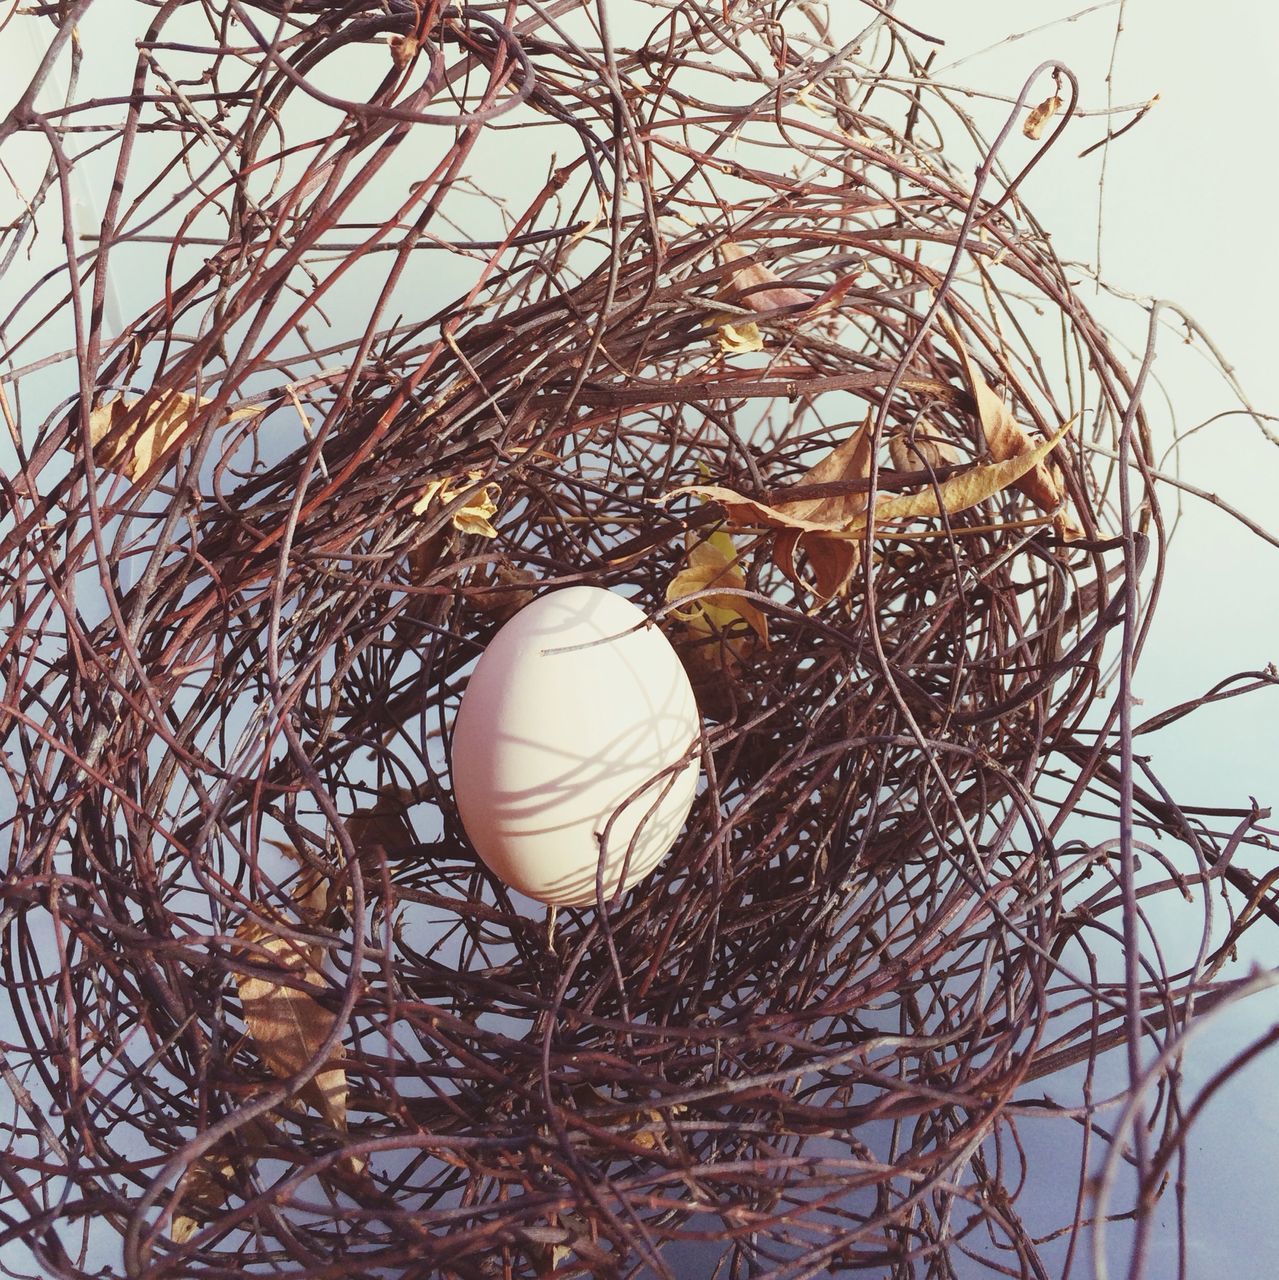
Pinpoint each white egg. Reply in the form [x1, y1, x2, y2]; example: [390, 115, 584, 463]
[451, 586, 701, 907]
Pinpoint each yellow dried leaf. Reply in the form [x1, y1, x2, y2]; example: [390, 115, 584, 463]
[715, 320, 765, 354]
[663, 421, 1072, 546]
[795, 85, 826, 116]
[848, 419, 1073, 531]
[390, 33, 418, 70]
[413, 471, 500, 537]
[170, 1113, 277, 1242]
[1024, 95, 1063, 141]
[234, 914, 352, 1152]
[87, 392, 257, 481]
[454, 507, 499, 538]
[568, 1084, 687, 1152]
[666, 530, 769, 647]
[624, 1105, 686, 1151]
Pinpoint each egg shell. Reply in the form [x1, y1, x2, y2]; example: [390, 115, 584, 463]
[452, 586, 701, 907]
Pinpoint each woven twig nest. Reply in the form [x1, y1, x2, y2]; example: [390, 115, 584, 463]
[2, 4, 1271, 1278]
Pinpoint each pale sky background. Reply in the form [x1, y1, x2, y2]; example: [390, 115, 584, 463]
[2, 2, 1277, 1276]
[902, 4, 1279, 1277]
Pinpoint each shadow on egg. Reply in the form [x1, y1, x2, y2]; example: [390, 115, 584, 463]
[451, 586, 702, 907]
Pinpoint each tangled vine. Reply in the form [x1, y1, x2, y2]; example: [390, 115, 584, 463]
[2, 3, 1276, 1278]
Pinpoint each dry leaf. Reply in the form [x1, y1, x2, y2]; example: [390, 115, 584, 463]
[234, 911, 360, 1172]
[710, 244, 809, 351]
[771, 419, 874, 603]
[715, 320, 765, 354]
[674, 636, 744, 723]
[663, 482, 839, 536]
[664, 422, 874, 604]
[87, 392, 257, 481]
[623, 1104, 687, 1151]
[663, 422, 874, 543]
[390, 33, 418, 69]
[666, 530, 769, 649]
[413, 471, 500, 537]
[567, 1082, 688, 1153]
[719, 242, 810, 314]
[348, 785, 418, 863]
[235, 918, 345, 1122]
[888, 427, 964, 474]
[172, 1150, 235, 1244]
[292, 865, 334, 925]
[408, 531, 448, 585]
[794, 84, 826, 116]
[171, 1114, 277, 1242]
[663, 421, 1072, 552]
[468, 563, 538, 621]
[1024, 95, 1063, 141]
[258, 841, 337, 924]
[849, 420, 1074, 530]
[810, 269, 863, 315]
[944, 320, 1083, 538]
[524, 1212, 602, 1274]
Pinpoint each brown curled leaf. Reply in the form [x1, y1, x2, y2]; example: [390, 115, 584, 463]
[661, 483, 834, 535]
[663, 420, 873, 603]
[943, 317, 1084, 539]
[772, 417, 874, 603]
[468, 562, 538, 621]
[408, 531, 449, 585]
[348, 785, 419, 864]
[1024, 95, 1063, 140]
[888, 426, 964, 474]
[719, 242, 811, 314]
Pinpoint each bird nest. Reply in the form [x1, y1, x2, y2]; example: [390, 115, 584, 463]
[2, 3, 1275, 1278]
